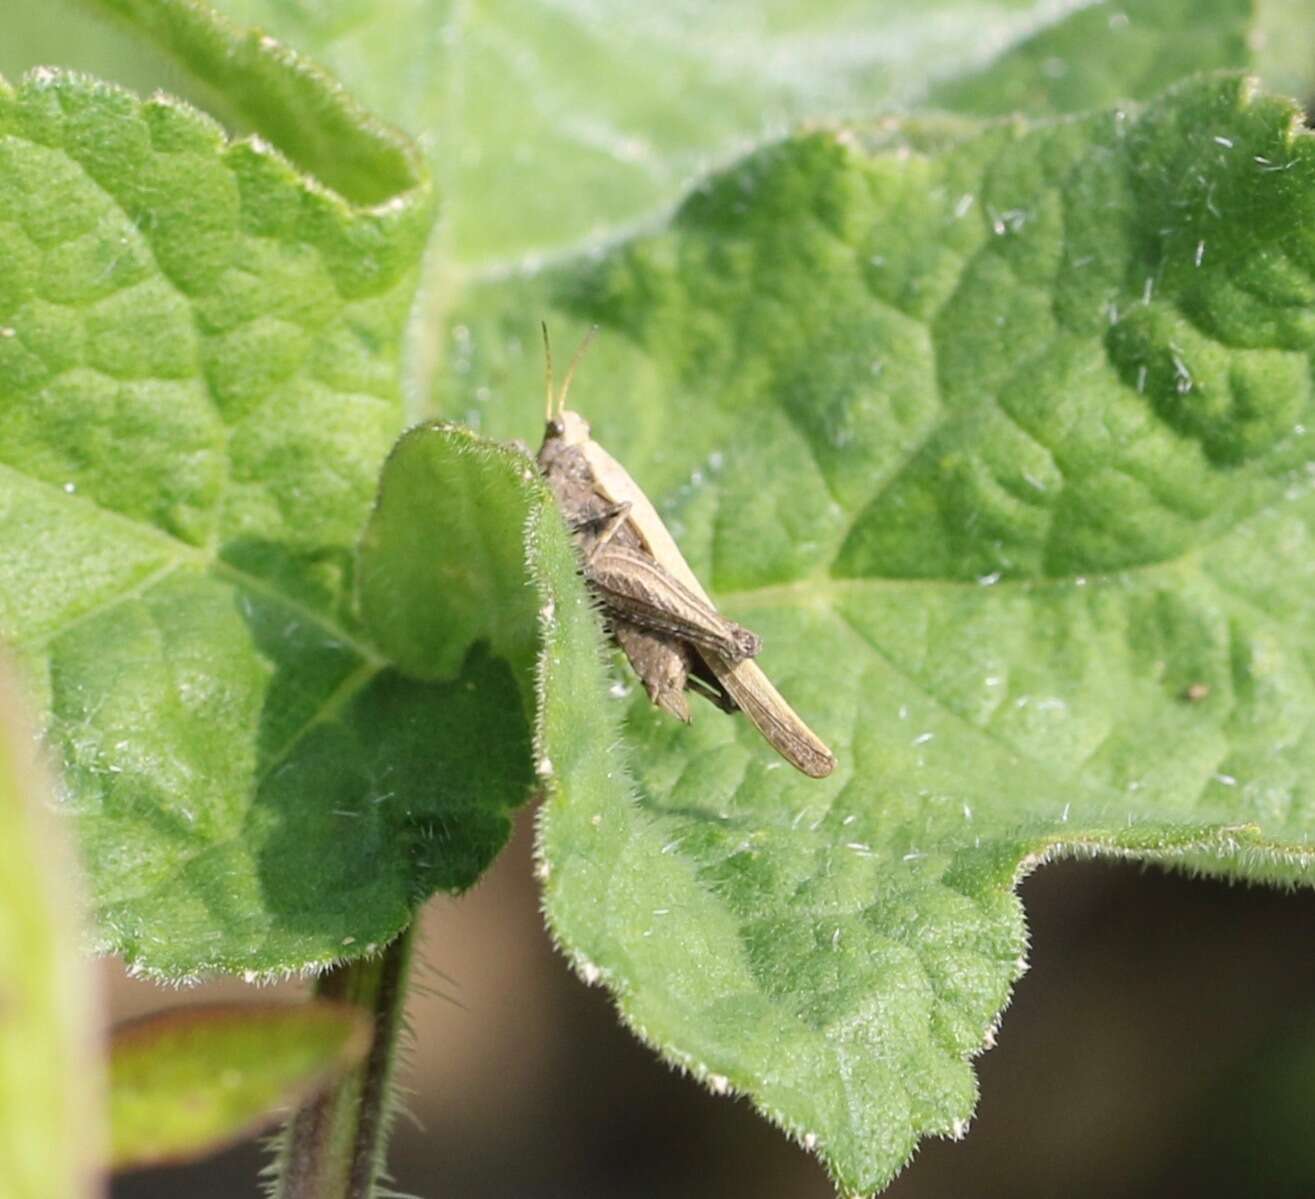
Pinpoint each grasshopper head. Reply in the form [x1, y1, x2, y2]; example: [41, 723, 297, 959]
[545, 408, 592, 446]
[542, 322, 598, 443]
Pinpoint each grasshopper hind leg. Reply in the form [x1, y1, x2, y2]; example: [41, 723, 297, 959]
[687, 655, 739, 714]
[611, 620, 693, 723]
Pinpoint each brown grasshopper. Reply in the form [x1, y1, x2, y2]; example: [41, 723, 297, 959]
[536, 325, 836, 779]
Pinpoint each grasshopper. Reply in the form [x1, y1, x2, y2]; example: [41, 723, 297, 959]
[536, 325, 836, 779]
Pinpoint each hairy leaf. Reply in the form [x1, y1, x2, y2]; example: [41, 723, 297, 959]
[405, 76, 1315, 1193]
[0, 67, 534, 980]
[5, 0, 1315, 1190]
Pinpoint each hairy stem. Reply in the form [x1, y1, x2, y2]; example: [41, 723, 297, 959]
[273, 925, 415, 1199]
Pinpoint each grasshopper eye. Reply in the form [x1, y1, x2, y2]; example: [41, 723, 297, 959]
[546, 418, 565, 438]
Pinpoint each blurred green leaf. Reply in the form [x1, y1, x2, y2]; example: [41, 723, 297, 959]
[0, 0, 205, 110]
[0, 667, 102, 1199]
[84, 0, 420, 204]
[398, 74, 1315, 1192]
[173, 0, 1073, 267]
[932, 0, 1254, 115]
[59, 0, 1315, 283]
[109, 1000, 370, 1170]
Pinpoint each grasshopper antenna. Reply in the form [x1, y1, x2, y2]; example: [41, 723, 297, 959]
[556, 324, 599, 419]
[540, 321, 555, 423]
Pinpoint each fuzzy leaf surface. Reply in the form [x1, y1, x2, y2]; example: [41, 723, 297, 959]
[0, 67, 533, 979]
[404, 76, 1315, 1193]
[5, 0, 1315, 1189]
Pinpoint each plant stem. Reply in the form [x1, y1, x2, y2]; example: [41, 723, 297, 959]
[274, 925, 416, 1199]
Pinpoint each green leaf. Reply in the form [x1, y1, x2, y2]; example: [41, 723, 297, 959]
[68, 0, 1315, 280]
[358, 418, 594, 757]
[0, 0, 206, 113]
[360, 423, 548, 692]
[109, 1000, 370, 1169]
[395, 75, 1315, 1193]
[941, 0, 1313, 121]
[82, 0, 422, 205]
[0, 667, 102, 1199]
[156, 0, 1022, 267]
[5, 0, 1315, 1188]
[932, 0, 1255, 116]
[0, 67, 531, 980]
